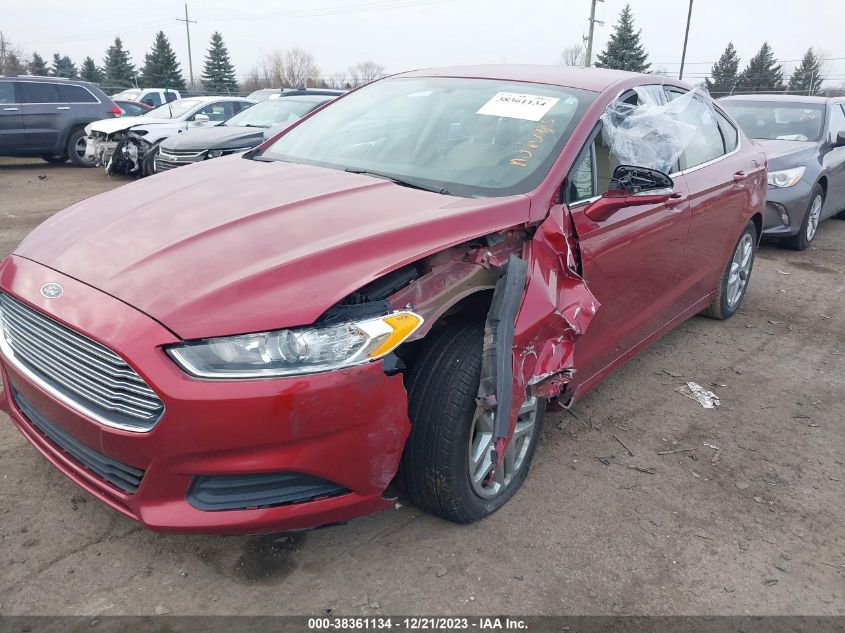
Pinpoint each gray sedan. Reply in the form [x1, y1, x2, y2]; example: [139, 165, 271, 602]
[721, 94, 845, 250]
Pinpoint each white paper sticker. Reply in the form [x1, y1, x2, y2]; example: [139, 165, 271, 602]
[476, 92, 561, 121]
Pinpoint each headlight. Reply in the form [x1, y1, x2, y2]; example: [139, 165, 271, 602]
[767, 166, 805, 188]
[166, 311, 423, 378]
[206, 149, 224, 159]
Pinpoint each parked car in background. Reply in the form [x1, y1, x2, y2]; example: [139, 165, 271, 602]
[155, 94, 337, 172]
[0, 66, 765, 534]
[111, 88, 181, 108]
[114, 100, 153, 117]
[84, 96, 255, 176]
[246, 87, 345, 102]
[720, 94, 845, 249]
[0, 75, 119, 166]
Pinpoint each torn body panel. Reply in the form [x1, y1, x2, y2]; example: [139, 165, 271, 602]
[85, 129, 152, 176]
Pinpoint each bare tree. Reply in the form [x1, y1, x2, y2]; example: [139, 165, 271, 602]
[325, 72, 348, 89]
[241, 66, 270, 93]
[347, 60, 385, 87]
[558, 43, 585, 67]
[279, 47, 320, 88]
[0, 31, 28, 75]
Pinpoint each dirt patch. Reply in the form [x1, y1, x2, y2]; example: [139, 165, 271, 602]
[0, 157, 843, 616]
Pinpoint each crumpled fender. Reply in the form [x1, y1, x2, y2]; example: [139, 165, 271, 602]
[497, 204, 600, 453]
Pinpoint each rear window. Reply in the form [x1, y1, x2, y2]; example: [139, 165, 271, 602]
[19, 82, 60, 103]
[57, 84, 98, 103]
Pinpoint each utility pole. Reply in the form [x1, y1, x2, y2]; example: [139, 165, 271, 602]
[177, 4, 197, 90]
[0, 32, 9, 73]
[584, 0, 604, 67]
[678, 0, 694, 80]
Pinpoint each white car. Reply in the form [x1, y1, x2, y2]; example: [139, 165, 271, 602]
[111, 88, 182, 108]
[84, 96, 256, 176]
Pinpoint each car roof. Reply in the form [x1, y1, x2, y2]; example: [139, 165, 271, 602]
[395, 64, 647, 93]
[0, 74, 97, 87]
[269, 94, 335, 103]
[719, 94, 832, 104]
[180, 95, 256, 103]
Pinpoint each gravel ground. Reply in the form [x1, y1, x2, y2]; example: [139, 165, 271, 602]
[0, 157, 843, 616]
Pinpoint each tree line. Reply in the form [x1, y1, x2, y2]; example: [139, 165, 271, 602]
[562, 3, 828, 96]
[0, 30, 239, 93]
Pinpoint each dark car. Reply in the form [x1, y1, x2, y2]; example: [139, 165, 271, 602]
[154, 94, 336, 172]
[246, 87, 345, 102]
[1, 66, 766, 533]
[720, 94, 845, 249]
[0, 75, 119, 166]
[114, 100, 153, 117]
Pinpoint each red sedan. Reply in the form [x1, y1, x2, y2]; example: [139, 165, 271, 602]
[0, 66, 766, 533]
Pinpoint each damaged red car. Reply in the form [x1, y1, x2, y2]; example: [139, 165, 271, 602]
[0, 66, 766, 533]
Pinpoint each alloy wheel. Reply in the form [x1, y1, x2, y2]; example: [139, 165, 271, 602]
[806, 194, 822, 242]
[726, 233, 753, 308]
[468, 396, 538, 499]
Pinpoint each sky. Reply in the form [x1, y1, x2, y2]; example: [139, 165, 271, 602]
[3, 0, 845, 88]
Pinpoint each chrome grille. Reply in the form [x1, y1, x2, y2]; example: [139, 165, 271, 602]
[0, 293, 163, 432]
[155, 148, 205, 171]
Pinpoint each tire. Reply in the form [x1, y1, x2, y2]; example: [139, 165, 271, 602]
[782, 184, 824, 250]
[142, 142, 160, 177]
[41, 154, 68, 164]
[66, 128, 96, 167]
[400, 322, 546, 523]
[703, 221, 757, 320]
[835, 209, 845, 220]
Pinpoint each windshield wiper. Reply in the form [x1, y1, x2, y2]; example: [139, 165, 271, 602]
[344, 168, 449, 195]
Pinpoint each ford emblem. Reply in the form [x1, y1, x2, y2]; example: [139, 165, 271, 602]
[40, 283, 64, 299]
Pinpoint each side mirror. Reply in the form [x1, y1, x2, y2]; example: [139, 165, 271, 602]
[193, 113, 210, 124]
[836, 131, 845, 147]
[585, 165, 674, 222]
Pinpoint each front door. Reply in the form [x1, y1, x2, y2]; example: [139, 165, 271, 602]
[822, 102, 845, 215]
[565, 125, 693, 388]
[0, 82, 25, 149]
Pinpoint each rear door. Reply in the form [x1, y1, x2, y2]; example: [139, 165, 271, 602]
[670, 88, 765, 299]
[0, 82, 25, 149]
[18, 81, 64, 151]
[566, 118, 693, 385]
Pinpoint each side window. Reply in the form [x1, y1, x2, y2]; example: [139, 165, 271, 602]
[0, 82, 16, 103]
[19, 82, 60, 103]
[165, 91, 178, 103]
[829, 104, 845, 142]
[716, 110, 738, 152]
[236, 101, 254, 113]
[142, 92, 162, 107]
[197, 101, 235, 121]
[56, 84, 97, 103]
[565, 125, 614, 204]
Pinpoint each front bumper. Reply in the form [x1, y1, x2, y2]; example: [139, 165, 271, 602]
[762, 180, 814, 237]
[0, 256, 411, 534]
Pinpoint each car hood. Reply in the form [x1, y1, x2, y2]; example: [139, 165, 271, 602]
[755, 139, 817, 169]
[15, 156, 530, 339]
[160, 126, 264, 151]
[87, 116, 178, 135]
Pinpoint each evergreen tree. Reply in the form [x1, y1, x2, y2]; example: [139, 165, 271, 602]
[737, 42, 784, 93]
[80, 56, 103, 83]
[595, 4, 650, 73]
[140, 31, 186, 89]
[50, 53, 78, 79]
[2, 52, 26, 75]
[201, 32, 238, 93]
[28, 52, 49, 75]
[102, 37, 136, 89]
[705, 42, 740, 97]
[788, 48, 822, 95]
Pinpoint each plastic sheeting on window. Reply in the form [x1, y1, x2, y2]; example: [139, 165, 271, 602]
[600, 86, 717, 175]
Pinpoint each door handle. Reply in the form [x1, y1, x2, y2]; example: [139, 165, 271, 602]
[2, 107, 19, 111]
[56, 106, 70, 110]
[733, 171, 748, 182]
[665, 192, 687, 208]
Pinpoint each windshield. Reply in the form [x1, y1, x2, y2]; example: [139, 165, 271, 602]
[247, 89, 279, 101]
[255, 77, 594, 197]
[721, 101, 825, 141]
[144, 99, 202, 119]
[225, 99, 320, 128]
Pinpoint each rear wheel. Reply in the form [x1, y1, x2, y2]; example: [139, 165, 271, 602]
[66, 128, 95, 167]
[41, 154, 68, 164]
[400, 322, 545, 523]
[703, 221, 757, 320]
[782, 185, 823, 250]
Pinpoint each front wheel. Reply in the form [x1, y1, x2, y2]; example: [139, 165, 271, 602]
[142, 142, 160, 177]
[782, 185, 823, 250]
[703, 221, 757, 320]
[400, 322, 545, 523]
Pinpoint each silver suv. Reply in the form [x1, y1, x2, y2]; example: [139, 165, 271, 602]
[0, 75, 119, 167]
